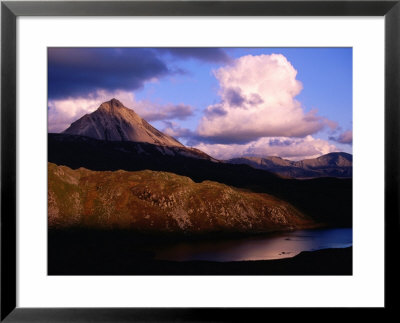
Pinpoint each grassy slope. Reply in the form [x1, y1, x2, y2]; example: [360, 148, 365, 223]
[48, 162, 317, 234]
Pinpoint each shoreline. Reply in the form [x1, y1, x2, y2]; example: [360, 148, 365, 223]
[48, 245, 352, 276]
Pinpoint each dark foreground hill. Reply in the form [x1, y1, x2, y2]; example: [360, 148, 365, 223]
[228, 152, 352, 178]
[48, 133, 352, 227]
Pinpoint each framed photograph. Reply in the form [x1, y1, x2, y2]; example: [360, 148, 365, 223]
[1, 0, 399, 321]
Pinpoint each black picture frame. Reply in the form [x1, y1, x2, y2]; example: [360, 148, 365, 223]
[1, 0, 399, 321]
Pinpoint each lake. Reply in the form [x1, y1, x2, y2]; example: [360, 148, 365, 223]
[153, 228, 352, 262]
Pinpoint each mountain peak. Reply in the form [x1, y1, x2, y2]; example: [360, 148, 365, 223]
[63, 99, 184, 147]
[110, 98, 122, 105]
[98, 98, 127, 113]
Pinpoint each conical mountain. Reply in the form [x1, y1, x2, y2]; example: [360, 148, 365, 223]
[63, 98, 184, 147]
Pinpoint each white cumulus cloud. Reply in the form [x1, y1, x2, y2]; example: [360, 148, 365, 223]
[197, 54, 336, 144]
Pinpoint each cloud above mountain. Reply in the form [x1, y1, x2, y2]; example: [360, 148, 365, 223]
[197, 54, 337, 144]
[330, 130, 352, 145]
[47, 48, 351, 160]
[48, 90, 195, 133]
[194, 136, 339, 160]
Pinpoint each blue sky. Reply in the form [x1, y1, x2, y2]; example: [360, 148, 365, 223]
[48, 47, 352, 160]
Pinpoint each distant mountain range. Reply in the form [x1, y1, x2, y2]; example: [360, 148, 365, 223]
[228, 153, 352, 178]
[62, 98, 352, 179]
[49, 99, 352, 228]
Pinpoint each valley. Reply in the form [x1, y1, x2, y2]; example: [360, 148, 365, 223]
[48, 98, 353, 275]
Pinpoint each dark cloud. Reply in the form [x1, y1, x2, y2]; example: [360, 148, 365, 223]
[204, 104, 228, 118]
[329, 130, 352, 145]
[48, 48, 170, 99]
[161, 121, 211, 147]
[143, 104, 194, 121]
[162, 121, 196, 139]
[223, 90, 263, 109]
[196, 117, 328, 145]
[269, 139, 293, 147]
[163, 119, 289, 146]
[248, 93, 264, 105]
[194, 131, 266, 145]
[158, 48, 231, 63]
[225, 88, 245, 107]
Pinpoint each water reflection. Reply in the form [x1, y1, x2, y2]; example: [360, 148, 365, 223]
[153, 228, 352, 262]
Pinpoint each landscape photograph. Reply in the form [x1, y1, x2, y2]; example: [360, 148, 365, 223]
[48, 47, 352, 275]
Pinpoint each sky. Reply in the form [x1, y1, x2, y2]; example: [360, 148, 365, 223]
[48, 47, 352, 160]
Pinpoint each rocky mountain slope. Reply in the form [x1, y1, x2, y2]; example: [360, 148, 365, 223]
[63, 98, 184, 147]
[48, 162, 316, 233]
[228, 152, 352, 178]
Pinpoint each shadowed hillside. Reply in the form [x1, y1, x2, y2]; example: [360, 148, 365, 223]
[48, 133, 352, 227]
[48, 162, 316, 233]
